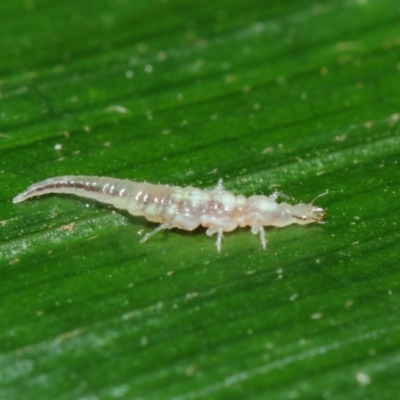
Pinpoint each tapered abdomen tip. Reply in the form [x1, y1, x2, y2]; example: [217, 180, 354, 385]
[13, 193, 26, 203]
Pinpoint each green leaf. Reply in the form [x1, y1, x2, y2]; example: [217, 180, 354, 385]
[1, 0, 399, 399]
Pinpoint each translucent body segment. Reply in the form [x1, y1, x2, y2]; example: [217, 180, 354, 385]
[13, 176, 141, 211]
[13, 176, 326, 252]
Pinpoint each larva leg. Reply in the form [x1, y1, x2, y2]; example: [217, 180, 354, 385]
[216, 228, 223, 253]
[140, 222, 174, 243]
[206, 226, 224, 253]
[251, 225, 267, 250]
[269, 191, 280, 201]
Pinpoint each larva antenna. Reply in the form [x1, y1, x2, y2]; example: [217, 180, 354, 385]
[310, 190, 332, 205]
[302, 190, 332, 225]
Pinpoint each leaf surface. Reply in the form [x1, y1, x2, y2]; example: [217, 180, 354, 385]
[1, 0, 399, 399]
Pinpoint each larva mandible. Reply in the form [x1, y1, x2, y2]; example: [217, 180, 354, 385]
[13, 176, 326, 252]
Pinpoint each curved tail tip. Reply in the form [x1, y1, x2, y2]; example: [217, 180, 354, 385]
[13, 193, 26, 204]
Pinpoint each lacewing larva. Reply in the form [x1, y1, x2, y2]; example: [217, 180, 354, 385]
[13, 176, 326, 252]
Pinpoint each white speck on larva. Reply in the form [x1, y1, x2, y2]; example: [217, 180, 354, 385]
[54, 143, 62, 151]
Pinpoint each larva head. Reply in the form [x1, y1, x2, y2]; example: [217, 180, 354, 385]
[289, 203, 326, 225]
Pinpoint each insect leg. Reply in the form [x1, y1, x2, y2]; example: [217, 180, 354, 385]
[269, 191, 280, 201]
[140, 222, 174, 243]
[216, 228, 224, 253]
[251, 225, 267, 250]
[206, 226, 224, 253]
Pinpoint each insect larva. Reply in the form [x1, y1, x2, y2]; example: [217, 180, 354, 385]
[13, 176, 326, 252]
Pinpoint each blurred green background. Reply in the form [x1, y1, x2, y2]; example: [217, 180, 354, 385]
[1, 0, 399, 399]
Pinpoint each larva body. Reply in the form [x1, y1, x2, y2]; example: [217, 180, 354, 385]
[13, 176, 326, 252]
